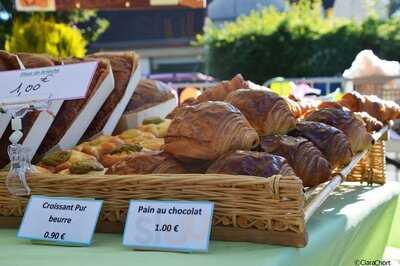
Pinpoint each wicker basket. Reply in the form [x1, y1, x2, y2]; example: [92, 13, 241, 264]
[345, 140, 386, 185]
[0, 139, 387, 247]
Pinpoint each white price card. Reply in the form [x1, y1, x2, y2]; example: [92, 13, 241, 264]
[17, 195, 103, 246]
[123, 200, 214, 252]
[0, 62, 98, 104]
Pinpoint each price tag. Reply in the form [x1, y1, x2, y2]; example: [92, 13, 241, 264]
[17, 195, 103, 246]
[123, 200, 214, 252]
[0, 62, 98, 104]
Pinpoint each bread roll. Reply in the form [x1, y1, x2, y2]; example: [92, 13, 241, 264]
[164, 101, 259, 161]
[225, 89, 296, 135]
[125, 79, 174, 113]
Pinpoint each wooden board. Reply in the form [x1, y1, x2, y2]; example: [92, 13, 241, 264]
[0, 216, 307, 247]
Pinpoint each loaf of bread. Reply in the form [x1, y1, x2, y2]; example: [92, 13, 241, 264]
[0, 53, 56, 168]
[290, 121, 353, 169]
[34, 57, 110, 159]
[261, 135, 332, 187]
[82, 52, 139, 140]
[0, 51, 20, 71]
[164, 101, 259, 161]
[207, 151, 295, 177]
[125, 79, 174, 113]
[225, 89, 297, 135]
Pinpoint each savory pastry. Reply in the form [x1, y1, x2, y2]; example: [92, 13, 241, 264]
[75, 135, 125, 159]
[125, 79, 175, 113]
[354, 112, 383, 132]
[106, 151, 187, 175]
[38, 150, 104, 174]
[100, 143, 144, 168]
[225, 89, 297, 135]
[197, 74, 250, 102]
[164, 101, 259, 161]
[206, 151, 295, 177]
[139, 138, 164, 151]
[82, 52, 139, 140]
[305, 108, 373, 153]
[118, 128, 155, 143]
[118, 128, 164, 150]
[290, 121, 352, 169]
[138, 117, 172, 138]
[261, 135, 332, 187]
[339, 91, 400, 122]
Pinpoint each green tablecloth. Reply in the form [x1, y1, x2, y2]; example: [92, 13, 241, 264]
[1, 182, 399, 266]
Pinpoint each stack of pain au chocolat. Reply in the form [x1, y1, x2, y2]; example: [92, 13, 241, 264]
[36, 74, 400, 188]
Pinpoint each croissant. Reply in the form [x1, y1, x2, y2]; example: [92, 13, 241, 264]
[106, 151, 187, 175]
[285, 98, 303, 118]
[225, 89, 297, 135]
[354, 112, 383, 132]
[339, 91, 400, 122]
[261, 135, 332, 187]
[166, 98, 199, 120]
[305, 109, 373, 153]
[207, 151, 295, 177]
[318, 101, 347, 110]
[290, 121, 353, 169]
[164, 101, 259, 161]
[197, 74, 249, 102]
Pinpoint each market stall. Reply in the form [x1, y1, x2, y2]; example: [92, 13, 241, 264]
[0, 48, 399, 264]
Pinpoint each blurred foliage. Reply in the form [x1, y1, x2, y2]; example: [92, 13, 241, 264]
[0, 0, 108, 50]
[6, 15, 87, 58]
[197, 0, 400, 83]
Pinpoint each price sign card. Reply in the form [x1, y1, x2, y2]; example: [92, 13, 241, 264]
[0, 62, 98, 104]
[17, 195, 103, 246]
[123, 200, 214, 252]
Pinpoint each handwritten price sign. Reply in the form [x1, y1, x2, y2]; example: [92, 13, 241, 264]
[0, 62, 98, 104]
